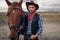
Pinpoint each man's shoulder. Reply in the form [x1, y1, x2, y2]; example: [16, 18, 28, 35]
[36, 13, 43, 19]
[36, 13, 42, 17]
[35, 13, 41, 17]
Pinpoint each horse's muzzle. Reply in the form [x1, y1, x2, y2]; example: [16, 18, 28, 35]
[9, 25, 20, 39]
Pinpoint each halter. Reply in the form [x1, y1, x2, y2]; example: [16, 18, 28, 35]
[9, 25, 20, 31]
[14, 7, 22, 10]
[8, 6, 22, 31]
[13, 7, 22, 13]
[9, 6, 22, 10]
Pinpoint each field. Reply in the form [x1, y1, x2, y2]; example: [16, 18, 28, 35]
[0, 12, 60, 40]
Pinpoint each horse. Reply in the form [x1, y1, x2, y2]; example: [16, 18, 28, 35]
[5, 0, 24, 40]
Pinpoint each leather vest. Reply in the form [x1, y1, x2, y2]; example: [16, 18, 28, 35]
[23, 13, 39, 35]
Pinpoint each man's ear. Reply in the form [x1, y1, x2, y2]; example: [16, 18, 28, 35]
[5, 0, 11, 6]
[19, 0, 23, 6]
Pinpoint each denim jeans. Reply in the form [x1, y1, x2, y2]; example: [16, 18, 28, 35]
[24, 34, 38, 40]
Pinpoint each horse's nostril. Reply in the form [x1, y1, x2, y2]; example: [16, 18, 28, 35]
[9, 29, 17, 39]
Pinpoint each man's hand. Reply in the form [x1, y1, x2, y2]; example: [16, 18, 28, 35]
[30, 35, 35, 40]
[30, 34, 38, 40]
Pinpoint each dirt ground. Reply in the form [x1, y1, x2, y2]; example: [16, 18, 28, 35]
[0, 22, 60, 40]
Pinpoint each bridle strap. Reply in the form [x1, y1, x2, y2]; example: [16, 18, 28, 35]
[14, 7, 22, 10]
[9, 25, 20, 31]
[8, 6, 22, 10]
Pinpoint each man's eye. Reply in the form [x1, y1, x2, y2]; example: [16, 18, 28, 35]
[29, 7, 31, 8]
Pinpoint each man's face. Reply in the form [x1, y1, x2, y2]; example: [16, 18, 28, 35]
[28, 5, 36, 13]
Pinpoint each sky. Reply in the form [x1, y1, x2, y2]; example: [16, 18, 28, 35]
[0, 0, 60, 12]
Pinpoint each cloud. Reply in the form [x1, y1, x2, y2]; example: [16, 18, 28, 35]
[0, 0, 60, 12]
[36, 0, 60, 12]
[0, 1, 8, 8]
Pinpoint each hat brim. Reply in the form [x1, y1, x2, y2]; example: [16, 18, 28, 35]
[26, 2, 39, 10]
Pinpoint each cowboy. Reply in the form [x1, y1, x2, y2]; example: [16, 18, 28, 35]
[23, 1, 43, 40]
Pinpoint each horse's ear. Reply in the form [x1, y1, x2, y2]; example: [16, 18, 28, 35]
[19, 0, 23, 6]
[5, 0, 11, 6]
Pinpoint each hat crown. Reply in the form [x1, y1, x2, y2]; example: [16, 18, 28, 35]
[31, 1, 34, 3]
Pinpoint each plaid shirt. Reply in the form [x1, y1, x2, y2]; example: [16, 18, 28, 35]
[27, 14, 43, 35]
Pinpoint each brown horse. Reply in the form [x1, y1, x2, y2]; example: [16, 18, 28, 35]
[5, 0, 24, 40]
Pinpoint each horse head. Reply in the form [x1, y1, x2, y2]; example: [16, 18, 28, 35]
[5, 0, 24, 39]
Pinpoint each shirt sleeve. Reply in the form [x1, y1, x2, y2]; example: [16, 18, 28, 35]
[37, 15, 43, 36]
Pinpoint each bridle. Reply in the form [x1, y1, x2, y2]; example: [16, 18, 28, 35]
[8, 6, 22, 13]
[8, 6, 22, 38]
[8, 6, 22, 32]
[9, 25, 20, 31]
[13, 7, 22, 10]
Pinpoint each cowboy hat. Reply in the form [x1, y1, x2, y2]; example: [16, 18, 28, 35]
[26, 1, 39, 10]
